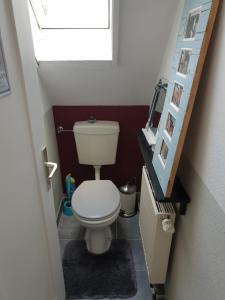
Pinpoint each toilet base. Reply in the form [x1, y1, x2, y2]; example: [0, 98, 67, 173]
[85, 226, 113, 255]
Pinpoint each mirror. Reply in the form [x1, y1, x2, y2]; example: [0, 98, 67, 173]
[143, 79, 168, 146]
[144, 0, 219, 198]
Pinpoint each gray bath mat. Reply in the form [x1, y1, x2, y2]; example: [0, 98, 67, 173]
[63, 239, 137, 299]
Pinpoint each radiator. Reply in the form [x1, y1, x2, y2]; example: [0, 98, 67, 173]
[139, 166, 176, 285]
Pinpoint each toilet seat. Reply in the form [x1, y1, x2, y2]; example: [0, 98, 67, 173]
[72, 180, 120, 221]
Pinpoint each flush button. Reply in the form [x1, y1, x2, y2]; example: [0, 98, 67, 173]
[88, 117, 96, 123]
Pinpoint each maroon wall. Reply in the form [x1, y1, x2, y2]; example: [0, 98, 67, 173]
[53, 106, 149, 191]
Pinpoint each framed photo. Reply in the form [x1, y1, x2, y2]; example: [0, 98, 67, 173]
[0, 33, 10, 97]
[177, 49, 192, 76]
[184, 8, 201, 39]
[171, 82, 183, 108]
[165, 112, 176, 138]
[159, 139, 169, 167]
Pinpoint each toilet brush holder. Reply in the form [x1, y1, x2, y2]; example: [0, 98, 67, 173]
[63, 200, 73, 216]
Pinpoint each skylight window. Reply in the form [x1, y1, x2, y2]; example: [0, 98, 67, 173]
[28, 0, 118, 61]
[30, 0, 110, 29]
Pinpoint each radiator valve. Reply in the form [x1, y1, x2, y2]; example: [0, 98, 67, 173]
[162, 218, 175, 234]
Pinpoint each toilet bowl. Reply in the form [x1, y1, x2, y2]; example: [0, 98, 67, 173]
[72, 180, 120, 254]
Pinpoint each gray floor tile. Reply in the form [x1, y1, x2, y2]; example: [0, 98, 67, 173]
[58, 214, 84, 239]
[130, 239, 148, 272]
[58, 213, 72, 225]
[117, 214, 141, 239]
[58, 213, 75, 229]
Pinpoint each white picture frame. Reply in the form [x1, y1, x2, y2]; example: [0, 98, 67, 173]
[184, 7, 201, 40]
[170, 81, 184, 110]
[177, 48, 192, 77]
[165, 112, 176, 139]
[159, 139, 169, 167]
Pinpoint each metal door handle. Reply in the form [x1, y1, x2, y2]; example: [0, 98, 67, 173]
[45, 162, 57, 181]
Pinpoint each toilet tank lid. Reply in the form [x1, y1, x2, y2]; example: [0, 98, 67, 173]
[73, 120, 120, 135]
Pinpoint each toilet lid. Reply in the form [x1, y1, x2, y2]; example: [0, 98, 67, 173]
[72, 180, 120, 221]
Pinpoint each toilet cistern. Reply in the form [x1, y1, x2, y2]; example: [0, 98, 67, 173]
[73, 120, 120, 180]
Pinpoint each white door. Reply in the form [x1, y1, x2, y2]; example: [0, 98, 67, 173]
[9, 1, 65, 299]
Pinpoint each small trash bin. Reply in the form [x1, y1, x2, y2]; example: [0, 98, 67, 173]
[119, 181, 137, 217]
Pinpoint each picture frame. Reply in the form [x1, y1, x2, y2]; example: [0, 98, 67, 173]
[0, 32, 10, 97]
[159, 139, 169, 167]
[152, 0, 219, 198]
[171, 82, 184, 109]
[184, 7, 201, 40]
[177, 49, 192, 76]
[165, 112, 176, 138]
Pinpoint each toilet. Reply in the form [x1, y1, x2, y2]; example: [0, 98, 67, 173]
[72, 120, 120, 254]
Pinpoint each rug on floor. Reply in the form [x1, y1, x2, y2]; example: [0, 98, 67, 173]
[63, 239, 137, 299]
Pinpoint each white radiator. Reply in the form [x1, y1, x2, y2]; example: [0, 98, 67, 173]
[139, 166, 176, 285]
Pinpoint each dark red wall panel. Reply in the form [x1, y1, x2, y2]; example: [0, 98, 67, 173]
[53, 106, 148, 191]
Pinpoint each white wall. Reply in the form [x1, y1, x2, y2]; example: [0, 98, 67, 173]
[158, 1, 225, 299]
[167, 159, 225, 300]
[0, 1, 55, 299]
[38, 0, 179, 106]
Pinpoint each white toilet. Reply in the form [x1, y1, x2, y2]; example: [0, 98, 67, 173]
[71, 120, 120, 254]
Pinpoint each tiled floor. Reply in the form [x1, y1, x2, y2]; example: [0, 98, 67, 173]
[58, 213, 153, 300]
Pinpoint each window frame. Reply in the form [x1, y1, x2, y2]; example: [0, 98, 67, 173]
[29, 0, 119, 63]
[29, 0, 111, 30]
